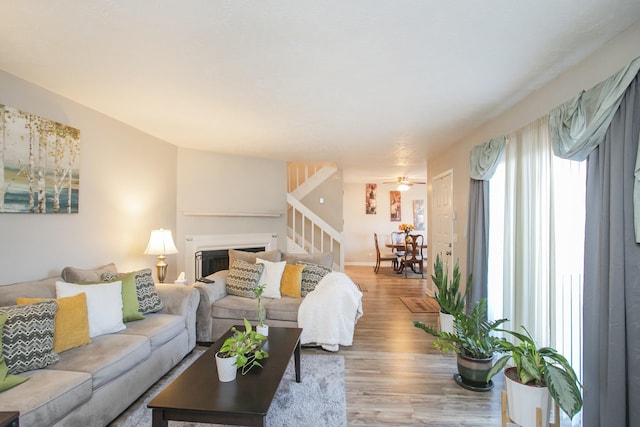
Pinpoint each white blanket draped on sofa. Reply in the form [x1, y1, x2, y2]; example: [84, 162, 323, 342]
[297, 271, 363, 352]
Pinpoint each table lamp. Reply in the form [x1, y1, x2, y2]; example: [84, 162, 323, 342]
[144, 228, 178, 283]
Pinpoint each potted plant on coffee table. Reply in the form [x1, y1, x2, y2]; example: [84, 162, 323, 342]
[414, 298, 508, 391]
[215, 318, 269, 382]
[486, 326, 582, 427]
[254, 283, 269, 336]
[431, 254, 467, 333]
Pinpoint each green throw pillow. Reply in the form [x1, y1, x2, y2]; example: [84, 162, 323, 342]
[0, 314, 29, 392]
[83, 274, 145, 322]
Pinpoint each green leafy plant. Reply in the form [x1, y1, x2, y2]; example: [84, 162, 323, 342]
[431, 254, 467, 316]
[254, 283, 266, 327]
[218, 318, 269, 375]
[414, 299, 508, 359]
[486, 326, 583, 419]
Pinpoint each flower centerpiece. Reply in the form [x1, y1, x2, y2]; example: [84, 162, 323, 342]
[399, 223, 415, 235]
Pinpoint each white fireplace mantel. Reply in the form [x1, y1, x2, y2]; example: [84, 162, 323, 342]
[184, 233, 278, 284]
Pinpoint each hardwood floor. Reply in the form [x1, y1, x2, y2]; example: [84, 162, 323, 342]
[303, 265, 505, 426]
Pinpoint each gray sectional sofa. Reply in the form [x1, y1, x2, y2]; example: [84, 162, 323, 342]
[0, 266, 200, 426]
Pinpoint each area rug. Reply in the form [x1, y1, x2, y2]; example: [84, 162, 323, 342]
[109, 349, 346, 427]
[400, 296, 440, 313]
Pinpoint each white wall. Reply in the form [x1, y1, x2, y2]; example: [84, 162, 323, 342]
[175, 148, 287, 274]
[0, 70, 178, 284]
[344, 181, 426, 265]
[426, 19, 640, 283]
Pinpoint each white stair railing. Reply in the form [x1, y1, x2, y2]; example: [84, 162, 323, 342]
[286, 193, 344, 271]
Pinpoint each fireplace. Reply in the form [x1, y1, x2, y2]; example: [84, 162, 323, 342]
[184, 233, 278, 284]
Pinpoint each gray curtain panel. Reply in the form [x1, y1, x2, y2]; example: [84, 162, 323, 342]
[583, 75, 640, 427]
[465, 178, 489, 308]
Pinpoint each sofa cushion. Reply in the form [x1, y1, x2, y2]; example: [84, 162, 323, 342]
[226, 260, 264, 298]
[0, 313, 28, 392]
[299, 262, 332, 297]
[280, 264, 304, 298]
[118, 313, 183, 350]
[228, 249, 281, 267]
[265, 297, 301, 322]
[61, 263, 118, 283]
[211, 295, 261, 321]
[47, 333, 150, 390]
[0, 368, 92, 426]
[283, 251, 334, 268]
[0, 277, 57, 306]
[0, 301, 59, 374]
[56, 281, 126, 338]
[17, 293, 91, 353]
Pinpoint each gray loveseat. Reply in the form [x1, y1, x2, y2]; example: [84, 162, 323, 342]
[0, 265, 200, 426]
[194, 249, 334, 343]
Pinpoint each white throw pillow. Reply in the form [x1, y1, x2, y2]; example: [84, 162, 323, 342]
[256, 257, 286, 299]
[56, 281, 126, 338]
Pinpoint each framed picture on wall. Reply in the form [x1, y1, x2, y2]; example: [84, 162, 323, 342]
[390, 190, 401, 221]
[413, 199, 425, 230]
[366, 183, 377, 214]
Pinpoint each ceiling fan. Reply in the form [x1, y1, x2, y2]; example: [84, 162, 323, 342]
[383, 176, 426, 191]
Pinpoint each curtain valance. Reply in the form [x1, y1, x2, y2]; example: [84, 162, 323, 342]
[469, 136, 506, 180]
[550, 56, 640, 161]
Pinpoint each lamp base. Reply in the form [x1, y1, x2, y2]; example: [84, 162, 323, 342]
[156, 256, 168, 283]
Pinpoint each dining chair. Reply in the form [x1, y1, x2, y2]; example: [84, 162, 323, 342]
[402, 234, 425, 278]
[374, 233, 398, 273]
[390, 231, 406, 257]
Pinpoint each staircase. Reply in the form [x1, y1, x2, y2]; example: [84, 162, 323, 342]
[287, 162, 344, 271]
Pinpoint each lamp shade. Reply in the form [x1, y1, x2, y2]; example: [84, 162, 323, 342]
[144, 229, 178, 255]
[397, 183, 410, 192]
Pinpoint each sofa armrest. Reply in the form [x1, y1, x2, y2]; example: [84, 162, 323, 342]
[156, 283, 200, 350]
[192, 270, 229, 343]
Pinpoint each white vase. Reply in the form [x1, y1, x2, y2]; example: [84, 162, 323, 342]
[215, 352, 238, 382]
[257, 324, 269, 337]
[439, 312, 455, 334]
[504, 367, 552, 427]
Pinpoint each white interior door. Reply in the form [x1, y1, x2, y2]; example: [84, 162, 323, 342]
[432, 170, 454, 278]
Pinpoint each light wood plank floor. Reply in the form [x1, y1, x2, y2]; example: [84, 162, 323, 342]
[304, 265, 504, 426]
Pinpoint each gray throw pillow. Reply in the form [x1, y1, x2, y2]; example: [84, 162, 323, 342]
[299, 262, 332, 297]
[226, 259, 264, 298]
[61, 262, 118, 282]
[101, 268, 163, 314]
[0, 301, 59, 374]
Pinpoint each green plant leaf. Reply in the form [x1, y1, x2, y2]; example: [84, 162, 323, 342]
[545, 364, 583, 419]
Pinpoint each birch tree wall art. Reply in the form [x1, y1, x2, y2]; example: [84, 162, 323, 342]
[0, 104, 80, 213]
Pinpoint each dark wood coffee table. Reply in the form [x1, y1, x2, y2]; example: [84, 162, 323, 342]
[148, 326, 302, 427]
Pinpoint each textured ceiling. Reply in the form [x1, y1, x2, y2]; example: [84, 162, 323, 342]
[1, 1, 640, 182]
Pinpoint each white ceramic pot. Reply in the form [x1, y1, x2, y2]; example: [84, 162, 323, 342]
[215, 352, 238, 382]
[257, 324, 269, 337]
[504, 367, 552, 427]
[439, 312, 455, 334]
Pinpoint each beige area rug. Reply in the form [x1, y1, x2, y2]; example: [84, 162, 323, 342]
[400, 296, 441, 313]
[109, 348, 346, 427]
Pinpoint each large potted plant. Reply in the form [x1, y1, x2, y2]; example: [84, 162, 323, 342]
[431, 254, 467, 333]
[486, 326, 582, 427]
[414, 299, 508, 391]
[215, 318, 269, 382]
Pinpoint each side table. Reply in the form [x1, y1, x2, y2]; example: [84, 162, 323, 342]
[0, 412, 19, 427]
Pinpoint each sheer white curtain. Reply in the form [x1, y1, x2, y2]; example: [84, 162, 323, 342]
[488, 115, 585, 351]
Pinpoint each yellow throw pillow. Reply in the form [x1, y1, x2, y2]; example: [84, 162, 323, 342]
[280, 264, 304, 298]
[17, 293, 91, 353]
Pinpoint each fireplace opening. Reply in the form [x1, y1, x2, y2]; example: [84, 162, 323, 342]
[195, 247, 264, 280]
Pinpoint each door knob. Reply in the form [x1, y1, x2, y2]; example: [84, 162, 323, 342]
[445, 251, 452, 256]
